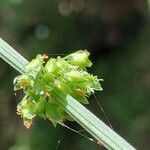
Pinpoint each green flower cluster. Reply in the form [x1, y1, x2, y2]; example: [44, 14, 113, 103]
[14, 50, 103, 128]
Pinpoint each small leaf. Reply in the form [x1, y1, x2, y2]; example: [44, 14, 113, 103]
[33, 70, 46, 92]
[35, 97, 46, 114]
[46, 102, 63, 124]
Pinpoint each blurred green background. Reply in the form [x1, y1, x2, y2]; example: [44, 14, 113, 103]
[0, 0, 150, 150]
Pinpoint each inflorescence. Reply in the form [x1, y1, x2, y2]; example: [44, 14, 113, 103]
[13, 50, 103, 128]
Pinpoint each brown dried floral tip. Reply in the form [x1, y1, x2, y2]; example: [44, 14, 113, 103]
[43, 53, 49, 60]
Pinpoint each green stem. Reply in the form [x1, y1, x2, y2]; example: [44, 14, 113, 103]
[0, 38, 136, 150]
[0, 38, 28, 74]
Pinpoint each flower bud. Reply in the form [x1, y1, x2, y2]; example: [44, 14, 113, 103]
[25, 55, 44, 76]
[45, 59, 57, 74]
[65, 70, 83, 82]
[65, 50, 92, 68]
[13, 75, 32, 90]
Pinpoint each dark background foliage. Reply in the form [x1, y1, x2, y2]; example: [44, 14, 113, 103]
[0, 0, 150, 150]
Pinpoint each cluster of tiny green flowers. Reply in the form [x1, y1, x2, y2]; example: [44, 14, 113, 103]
[14, 50, 103, 128]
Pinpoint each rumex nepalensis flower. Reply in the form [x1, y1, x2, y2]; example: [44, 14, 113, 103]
[14, 50, 103, 128]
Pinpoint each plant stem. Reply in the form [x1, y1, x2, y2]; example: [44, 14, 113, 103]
[0, 38, 136, 150]
[0, 38, 28, 74]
